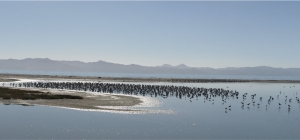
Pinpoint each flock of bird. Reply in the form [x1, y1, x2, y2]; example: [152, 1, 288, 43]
[10, 82, 239, 100]
[238, 91, 299, 113]
[3, 82, 300, 113]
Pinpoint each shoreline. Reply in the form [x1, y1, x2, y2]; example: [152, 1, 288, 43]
[1, 73, 300, 83]
[0, 86, 171, 114]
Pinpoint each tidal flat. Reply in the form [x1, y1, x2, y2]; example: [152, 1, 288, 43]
[0, 87, 163, 113]
[0, 75, 171, 114]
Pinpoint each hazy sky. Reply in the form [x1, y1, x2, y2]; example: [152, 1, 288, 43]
[1, 2, 300, 68]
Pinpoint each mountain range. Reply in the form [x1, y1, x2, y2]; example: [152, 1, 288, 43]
[0, 58, 300, 76]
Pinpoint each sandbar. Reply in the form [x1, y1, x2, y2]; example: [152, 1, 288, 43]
[0, 87, 172, 114]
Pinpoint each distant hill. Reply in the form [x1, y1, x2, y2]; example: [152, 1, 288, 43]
[0, 58, 300, 76]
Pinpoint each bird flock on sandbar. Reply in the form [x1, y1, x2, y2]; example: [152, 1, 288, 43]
[4, 82, 300, 113]
[11, 82, 239, 100]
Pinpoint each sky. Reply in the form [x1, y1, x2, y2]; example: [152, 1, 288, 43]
[1, 2, 300, 68]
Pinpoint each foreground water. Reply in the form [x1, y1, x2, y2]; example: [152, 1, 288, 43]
[1, 82, 300, 139]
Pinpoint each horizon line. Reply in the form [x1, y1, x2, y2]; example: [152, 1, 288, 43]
[0, 57, 299, 69]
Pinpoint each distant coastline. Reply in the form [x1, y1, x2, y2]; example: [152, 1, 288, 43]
[1, 58, 300, 77]
[1, 73, 300, 83]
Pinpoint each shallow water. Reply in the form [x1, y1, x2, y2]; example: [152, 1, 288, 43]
[0, 82, 300, 139]
[2, 70, 300, 80]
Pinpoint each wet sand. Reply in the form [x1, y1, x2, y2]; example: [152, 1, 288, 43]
[0, 74, 177, 114]
[0, 78, 19, 82]
[0, 73, 300, 83]
[0, 86, 175, 114]
[0, 87, 147, 112]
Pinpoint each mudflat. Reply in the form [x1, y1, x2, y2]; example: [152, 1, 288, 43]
[0, 87, 146, 113]
[0, 74, 177, 114]
[0, 78, 19, 82]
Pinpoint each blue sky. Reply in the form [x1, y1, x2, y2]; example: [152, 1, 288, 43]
[1, 2, 300, 68]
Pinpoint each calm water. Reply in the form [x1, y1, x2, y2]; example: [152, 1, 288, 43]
[1, 70, 300, 80]
[1, 81, 300, 139]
